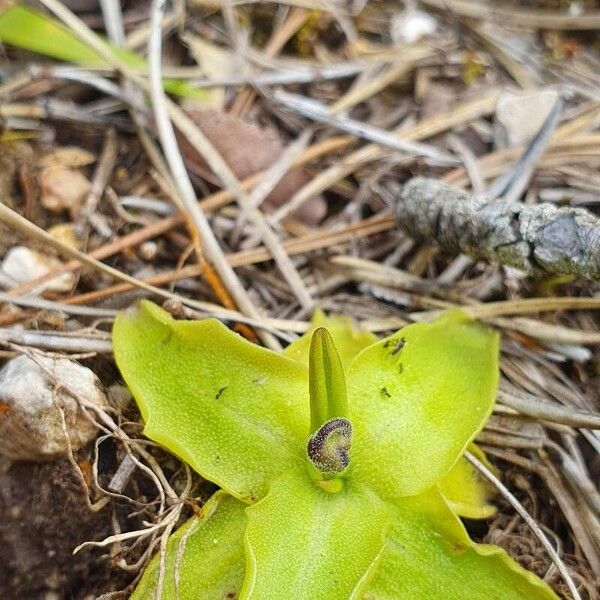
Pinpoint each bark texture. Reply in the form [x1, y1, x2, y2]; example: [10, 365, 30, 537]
[397, 178, 600, 280]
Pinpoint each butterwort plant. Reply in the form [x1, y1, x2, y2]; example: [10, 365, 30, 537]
[112, 301, 559, 599]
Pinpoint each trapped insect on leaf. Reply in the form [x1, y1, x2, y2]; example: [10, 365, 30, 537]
[112, 301, 559, 599]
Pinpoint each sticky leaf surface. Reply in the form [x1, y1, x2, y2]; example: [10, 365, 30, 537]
[365, 489, 558, 600]
[348, 311, 500, 497]
[116, 304, 556, 600]
[113, 301, 309, 502]
[241, 468, 389, 600]
[131, 493, 246, 600]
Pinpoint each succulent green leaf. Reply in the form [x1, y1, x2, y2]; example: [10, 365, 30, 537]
[365, 489, 558, 600]
[438, 444, 497, 519]
[131, 492, 246, 600]
[112, 301, 309, 502]
[284, 309, 377, 369]
[347, 310, 500, 498]
[309, 327, 349, 432]
[241, 468, 389, 600]
[131, 489, 556, 600]
[0, 5, 208, 99]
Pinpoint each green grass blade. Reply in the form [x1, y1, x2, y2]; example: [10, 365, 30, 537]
[0, 5, 207, 99]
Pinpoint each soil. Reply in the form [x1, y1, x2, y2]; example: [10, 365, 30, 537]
[0, 456, 130, 599]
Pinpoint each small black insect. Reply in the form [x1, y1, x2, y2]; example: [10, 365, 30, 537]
[380, 387, 392, 399]
[391, 337, 406, 356]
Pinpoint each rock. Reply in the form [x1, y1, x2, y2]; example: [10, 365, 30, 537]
[0, 355, 108, 461]
[496, 89, 560, 147]
[40, 166, 91, 213]
[0, 246, 76, 292]
[391, 8, 437, 45]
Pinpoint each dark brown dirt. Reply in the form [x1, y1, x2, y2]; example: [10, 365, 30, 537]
[0, 457, 130, 599]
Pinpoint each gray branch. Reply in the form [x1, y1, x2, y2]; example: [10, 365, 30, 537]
[397, 178, 600, 280]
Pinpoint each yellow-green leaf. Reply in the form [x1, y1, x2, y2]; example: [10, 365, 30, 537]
[112, 301, 309, 502]
[438, 444, 497, 519]
[131, 492, 246, 600]
[132, 487, 555, 600]
[365, 489, 558, 600]
[348, 311, 500, 498]
[241, 468, 389, 600]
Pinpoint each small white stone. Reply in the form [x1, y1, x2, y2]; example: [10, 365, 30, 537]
[0, 355, 108, 460]
[568, 1, 583, 17]
[391, 8, 437, 45]
[0, 246, 76, 292]
[138, 240, 158, 261]
[496, 89, 560, 147]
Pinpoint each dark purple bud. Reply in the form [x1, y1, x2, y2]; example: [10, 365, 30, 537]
[307, 418, 352, 474]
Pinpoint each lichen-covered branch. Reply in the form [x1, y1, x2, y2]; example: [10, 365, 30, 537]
[397, 178, 600, 280]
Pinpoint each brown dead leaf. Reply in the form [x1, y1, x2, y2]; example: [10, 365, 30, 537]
[178, 109, 326, 226]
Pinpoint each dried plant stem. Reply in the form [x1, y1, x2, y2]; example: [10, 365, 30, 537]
[422, 0, 600, 30]
[148, 2, 312, 316]
[270, 89, 501, 223]
[35, 0, 246, 334]
[6, 134, 350, 299]
[465, 450, 581, 600]
[0, 291, 116, 318]
[80, 127, 119, 237]
[148, 0, 281, 348]
[163, 94, 315, 314]
[498, 389, 600, 430]
[229, 6, 309, 117]
[483, 446, 600, 577]
[443, 132, 600, 189]
[0, 328, 112, 354]
[0, 201, 300, 337]
[37, 0, 296, 347]
[274, 91, 458, 165]
[63, 215, 395, 307]
[330, 50, 430, 114]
